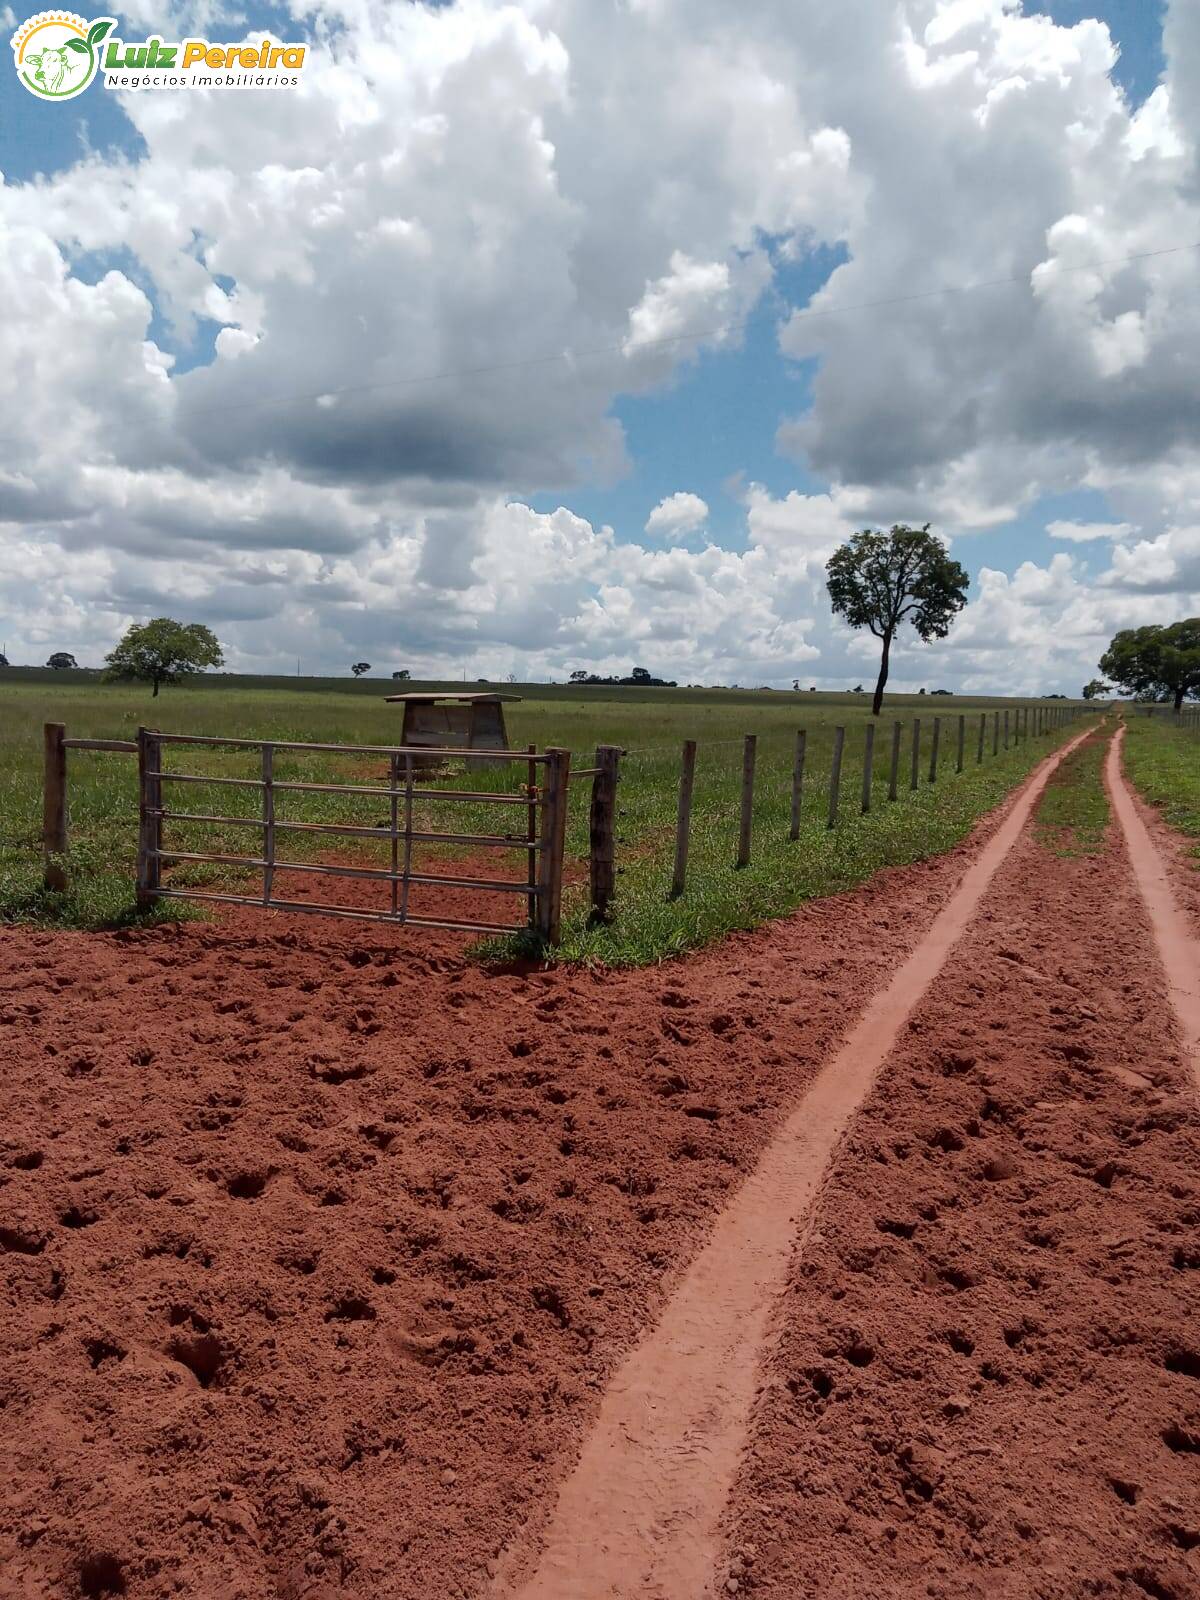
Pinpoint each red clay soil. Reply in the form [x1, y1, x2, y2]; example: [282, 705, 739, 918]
[720, 740, 1200, 1599]
[0, 792, 1020, 1600]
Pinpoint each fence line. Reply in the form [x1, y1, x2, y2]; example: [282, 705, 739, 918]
[40, 701, 1100, 928]
[654, 702, 1092, 884]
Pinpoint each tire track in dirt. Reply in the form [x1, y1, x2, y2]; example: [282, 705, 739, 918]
[1107, 725, 1200, 1093]
[493, 731, 1093, 1600]
[718, 728, 1200, 1599]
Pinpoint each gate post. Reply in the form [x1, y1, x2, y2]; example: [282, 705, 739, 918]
[537, 747, 571, 943]
[43, 722, 68, 893]
[136, 727, 162, 910]
[589, 744, 621, 923]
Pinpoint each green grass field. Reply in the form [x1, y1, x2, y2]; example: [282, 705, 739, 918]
[1121, 711, 1200, 855]
[0, 672, 1092, 963]
[1034, 727, 1111, 858]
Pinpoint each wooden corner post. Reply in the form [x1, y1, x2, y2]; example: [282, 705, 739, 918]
[537, 747, 571, 943]
[589, 744, 621, 923]
[828, 726, 845, 829]
[888, 720, 902, 801]
[672, 739, 697, 895]
[789, 730, 806, 841]
[136, 727, 163, 910]
[43, 722, 68, 893]
[861, 721, 875, 813]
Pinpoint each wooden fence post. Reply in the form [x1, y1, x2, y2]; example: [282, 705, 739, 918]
[737, 735, 757, 868]
[671, 739, 697, 896]
[828, 726, 845, 828]
[1003, 708, 1010, 749]
[136, 727, 162, 910]
[537, 747, 571, 943]
[977, 711, 985, 764]
[888, 720, 902, 801]
[43, 722, 68, 893]
[992, 711, 1000, 756]
[789, 730, 806, 841]
[861, 722, 875, 813]
[928, 716, 941, 784]
[589, 745, 621, 923]
[910, 718, 920, 791]
[525, 746, 538, 928]
[956, 713, 965, 774]
[262, 743, 276, 906]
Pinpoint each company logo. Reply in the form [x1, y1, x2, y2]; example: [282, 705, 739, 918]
[10, 12, 307, 96]
[11, 12, 114, 100]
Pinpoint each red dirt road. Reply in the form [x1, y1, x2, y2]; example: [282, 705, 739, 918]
[1, 727, 1197, 1600]
[720, 731, 1200, 1599]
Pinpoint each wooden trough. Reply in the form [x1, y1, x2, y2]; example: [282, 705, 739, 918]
[384, 691, 519, 770]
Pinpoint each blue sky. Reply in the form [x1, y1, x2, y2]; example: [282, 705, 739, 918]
[1, 0, 1194, 690]
[523, 0, 1169, 575]
[2, 0, 1166, 577]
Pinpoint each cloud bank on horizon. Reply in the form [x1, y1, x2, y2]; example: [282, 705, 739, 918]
[1, 0, 1198, 692]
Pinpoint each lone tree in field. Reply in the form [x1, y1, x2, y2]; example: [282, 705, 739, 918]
[351, 661, 371, 677]
[1082, 678, 1112, 701]
[46, 652, 77, 670]
[104, 618, 223, 698]
[826, 524, 969, 716]
[1099, 620, 1200, 711]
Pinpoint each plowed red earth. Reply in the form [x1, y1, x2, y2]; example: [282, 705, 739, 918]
[0, 813, 996, 1600]
[1, 734, 1197, 1600]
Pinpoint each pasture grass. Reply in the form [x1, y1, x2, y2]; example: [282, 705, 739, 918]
[1120, 711, 1200, 855]
[0, 675, 1092, 963]
[1034, 724, 1110, 858]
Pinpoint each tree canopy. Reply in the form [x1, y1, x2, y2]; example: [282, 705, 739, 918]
[1081, 678, 1111, 701]
[46, 652, 77, 670]
[826, 524, 969, 715]
[1098, 620, 1200, 711]
[104, 618, 223, 697]
[351, 662, 372, 677]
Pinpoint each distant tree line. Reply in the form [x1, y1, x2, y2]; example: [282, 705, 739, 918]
[569, 665, 678, 687]
[6, 588, 1196, 709]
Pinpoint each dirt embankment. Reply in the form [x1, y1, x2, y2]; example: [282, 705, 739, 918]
[0, 803, 1003, 1600]
[720, 748, 1200, 1599]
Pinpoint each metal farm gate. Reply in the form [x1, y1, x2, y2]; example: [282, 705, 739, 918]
[133, 730, 572, 941]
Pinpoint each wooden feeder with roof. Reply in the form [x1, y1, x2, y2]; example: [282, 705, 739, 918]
[384, 690, 520, 770]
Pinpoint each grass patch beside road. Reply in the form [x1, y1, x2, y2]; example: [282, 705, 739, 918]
[1120, 712, 1200, 849]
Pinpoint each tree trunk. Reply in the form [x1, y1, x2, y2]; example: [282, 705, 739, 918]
[1175, 686, 1185, 711]
[152, 677, 160, 698]
[872, 633, 892, 717]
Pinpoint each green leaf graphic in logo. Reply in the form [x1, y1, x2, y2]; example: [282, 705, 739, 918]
[86, 18, 113, 45]
[65, 37, 88, 52]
